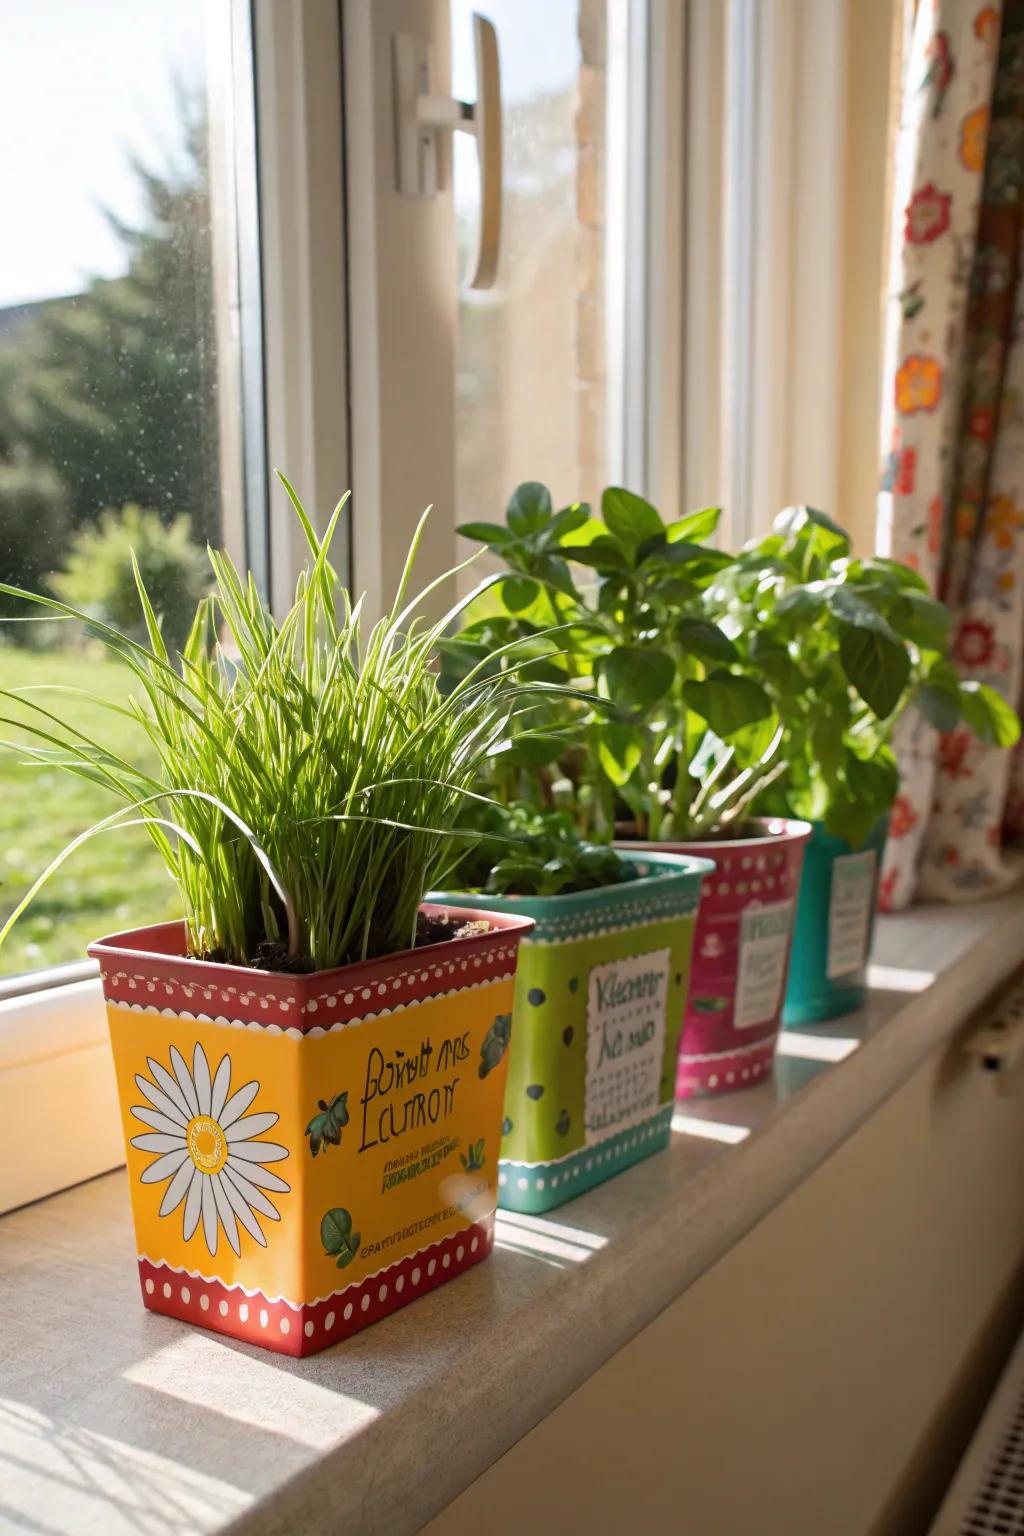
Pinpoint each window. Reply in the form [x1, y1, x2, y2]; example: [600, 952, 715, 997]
[451, 0, 614, 519]
[0, 0, 264, 981]
[343, 0, 668, 610]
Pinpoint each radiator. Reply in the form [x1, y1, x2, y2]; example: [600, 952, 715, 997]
[928, 1327, 1024, 1534]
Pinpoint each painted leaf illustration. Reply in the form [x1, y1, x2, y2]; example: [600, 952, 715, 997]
[478, 1013, 513, 1078]
[336, 1232, 361, 1268]
[320, 1207, 352, 1251]
[321, 1206, 360, 1268]
[306, 1090, 349, 1156]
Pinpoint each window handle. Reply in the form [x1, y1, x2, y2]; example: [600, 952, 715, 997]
[392, 14, 503, 290]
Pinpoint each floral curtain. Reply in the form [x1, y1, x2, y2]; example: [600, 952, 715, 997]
[877, 0, 1024, 908]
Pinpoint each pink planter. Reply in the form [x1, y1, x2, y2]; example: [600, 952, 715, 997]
[625, 819, 811, 1097]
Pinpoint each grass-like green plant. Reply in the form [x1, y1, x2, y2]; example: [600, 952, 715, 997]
[0, 478, 538, 971]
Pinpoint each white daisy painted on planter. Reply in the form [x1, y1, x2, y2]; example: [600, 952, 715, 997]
[130, 1043, 290, 1257]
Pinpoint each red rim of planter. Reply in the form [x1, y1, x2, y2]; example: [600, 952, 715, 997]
[89, 904, 534, 1035]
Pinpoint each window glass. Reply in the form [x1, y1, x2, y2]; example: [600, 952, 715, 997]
[0, 1, 252, 977]
[451, 0, 614, 521]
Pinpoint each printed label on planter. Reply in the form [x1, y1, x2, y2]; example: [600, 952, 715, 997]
[826, 850, 877, 978]
[734, 901, 794, 1030]
[585, 947, 669, 1142]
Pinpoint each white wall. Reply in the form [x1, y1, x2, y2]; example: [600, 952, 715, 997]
[426, 1024, 1024, 1534]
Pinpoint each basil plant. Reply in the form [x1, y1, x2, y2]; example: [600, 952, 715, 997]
[446, 481, 786, 851]
[448, 487, 1021, 865]
[705, 505, 1020, 847]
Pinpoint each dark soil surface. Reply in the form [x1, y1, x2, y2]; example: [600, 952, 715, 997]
[415, 911, 492, 947]
[198, 913, 494, 975]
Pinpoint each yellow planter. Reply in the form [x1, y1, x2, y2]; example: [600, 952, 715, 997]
[91, 907, 532, 1355]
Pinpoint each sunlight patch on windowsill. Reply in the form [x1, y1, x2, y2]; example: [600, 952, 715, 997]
[866, 963, 935, 993]
[495, 1209, 608, 1266]
[776, 1031, 860, 1063]
[121, 1334, 378, 1448]
[671, 1113, 751, 1145]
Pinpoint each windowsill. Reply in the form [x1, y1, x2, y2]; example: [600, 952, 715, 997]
[3, 894, 1023, 1536]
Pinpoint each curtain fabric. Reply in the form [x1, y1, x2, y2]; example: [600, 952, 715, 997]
[877, 0, 1024, 908]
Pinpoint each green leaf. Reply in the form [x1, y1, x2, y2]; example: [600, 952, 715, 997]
[540, 555, 579, 598]
[682, 671, 773, 736]
[556, 515, 607, 548]
[437, 637, 497, 694]
[823, 749, 899, 848]
[747, 633, 803, 694]
[829, 588, 910, 717]
[491, 731, 568, 767]
[507, 482, 553, 537]
[852, 556, 930, 593]
[539, 504, 590, 548]
[675, 617, 738, 664]
[601, 487, 664, 553]
[776, 504, 851, 548]
[774, 586, 828, 620]
[600, 646, 675, 711]
[597, 722, 644, 786]
[889, 591, 953, 652]
[918, 682, 962, 734]
[457, 521, 517, 547]
[957, 682, 1021, 747]
[838, 627, 910, 718]
[560, 536, 629, 570]
[653, 539, 731, 570]
[666, 507, 721, 542]
[811, 713, 844, 781]
[501, 576, 540, 613]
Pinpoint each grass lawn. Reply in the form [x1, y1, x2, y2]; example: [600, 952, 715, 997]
[0, 646, 181, 977]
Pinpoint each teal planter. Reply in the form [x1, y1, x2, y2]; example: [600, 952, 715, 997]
[432, 851, 712, 1212]
[783, 818, 888, 1026]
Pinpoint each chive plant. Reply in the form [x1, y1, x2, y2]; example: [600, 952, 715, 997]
[0, 478, 537, 971]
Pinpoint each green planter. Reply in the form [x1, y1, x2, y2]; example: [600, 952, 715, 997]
[783, 817, 889, 1026]
[432, 851, 712, 1213]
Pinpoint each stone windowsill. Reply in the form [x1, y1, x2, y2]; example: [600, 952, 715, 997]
[2, 894, 1023, 1536]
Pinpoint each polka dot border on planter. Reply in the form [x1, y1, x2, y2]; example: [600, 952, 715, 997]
[524, 887, 701, 946]
[676, 1032, 778, 1098]
[136, 1217, 495, 1357]
[496, 1104, 674, 1214]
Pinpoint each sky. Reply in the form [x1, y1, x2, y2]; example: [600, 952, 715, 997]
[0, 1, 581, 307]
[0, 0, 206, 308]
